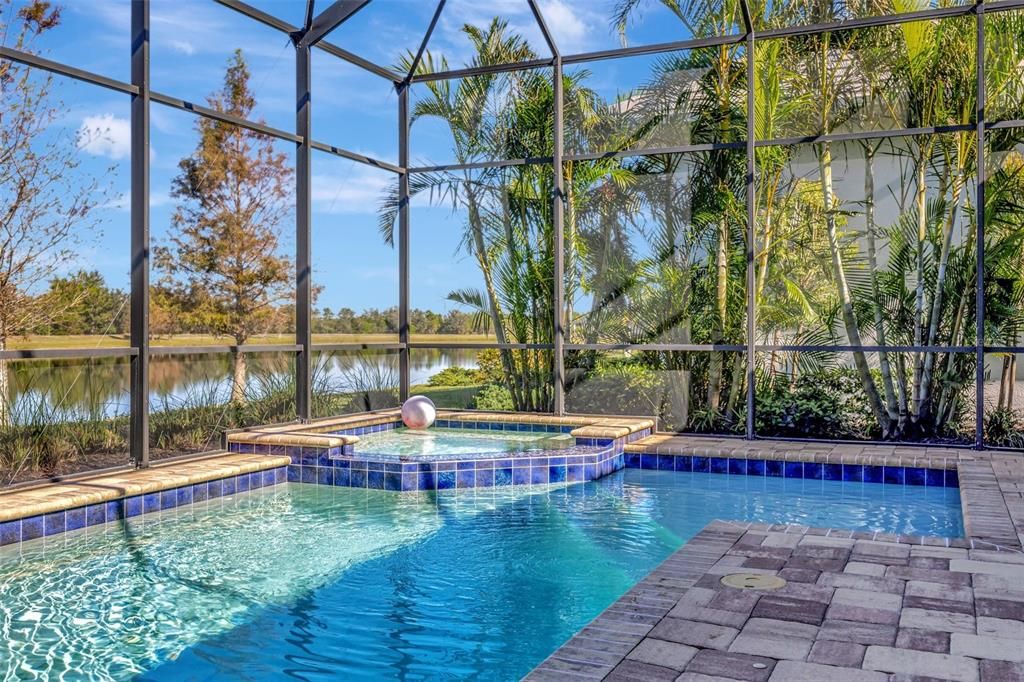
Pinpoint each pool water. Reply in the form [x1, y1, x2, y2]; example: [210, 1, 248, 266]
[0, 470, 962, 681]
[351, 427, 576, 459]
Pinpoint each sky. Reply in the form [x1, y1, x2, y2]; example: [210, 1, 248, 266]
[2, 0, 704, 316]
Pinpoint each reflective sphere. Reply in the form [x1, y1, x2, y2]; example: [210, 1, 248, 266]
[401, 395, 436, 429]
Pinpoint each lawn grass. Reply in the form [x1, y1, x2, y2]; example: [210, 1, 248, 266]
[9, 333, 496, 350]
[410, 384, 483, 409]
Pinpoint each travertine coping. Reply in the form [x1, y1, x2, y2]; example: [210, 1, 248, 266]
[0, 453, 290, 524]
[225, 410, 657, 448]
[626, 433, 989, 470]
[225, 431, 356, 448]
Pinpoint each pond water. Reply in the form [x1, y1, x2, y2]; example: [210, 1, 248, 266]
[1, 349, 479, 420]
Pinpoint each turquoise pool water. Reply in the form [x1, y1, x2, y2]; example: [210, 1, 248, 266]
[0, 470, 962, 680]
[351, 427, 575, 459]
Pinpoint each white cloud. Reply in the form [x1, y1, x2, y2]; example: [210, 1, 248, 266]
[538, 0, 598, 54]
[78, 114, 131, 160]
[169, 40, 196, 56]
[311, 168, 393, 215]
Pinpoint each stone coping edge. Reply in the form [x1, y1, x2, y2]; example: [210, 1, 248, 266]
[0, 453, 291, 524]
[226, 410, 657, 448]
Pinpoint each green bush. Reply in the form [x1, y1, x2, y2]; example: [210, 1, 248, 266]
[426, 366, 485, 387]
[474, 384, 514, 411]
[985, 407, 1024, 448]
[755, 369, 874, 440]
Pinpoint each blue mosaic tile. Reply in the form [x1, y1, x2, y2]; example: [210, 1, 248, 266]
[301, 466, 318, 484]
[21, 516, 43, 541]
[747, 459, 766, 477]
[766, 459, 784, 477]
[401, 473, 418, 491]
[112, 498, 130, 520]
[335, 467, 351, 487]
[160, 490, 177, 510]
[658, 454, 674, 471]
[843, 464, 864, 482]
[512, 468, 530, 485]
[262, 470, 277, 487]
[640, 454, 658, 470]
[367, 471, 386, 490]
[585, 464, 598, 479]
[566, 465, 584, 482]
[905, 467, 927, 486]
[385, 472, 402, 491]
[549, 465, 566, 483]
[883, 466, 905, 485]
[692, 457, 710, 473]
[86, 504, 106, 527]
[494, 468, 512, 486]
[624, 453, 641, 468]
[531, 467, 549, 485]
[784, 462, 804, 479]
[926, 468, 945, 487]
[457, 469, 475, 488]
[728, 458, 747, 476]
[436, 471, 456, 490]
[176, 486, 194, 507]
[44, 512, 65, 537]
[417, 472, 435, 490]
[674, 456, 693, 472]
[822, 463, 842, 481]
[804, 463, 823, 480]
[864, 466, 883, 484]
[318, 467, 335, 486]
[350, 469, 367, 488]
[1, 520, 21, 545]
[287, 465, 301, 483]
[208, 479, 224, 499]
[946, 469, 959, 487]
[143, 493, 161, 513]
[66, 507, 86, 532]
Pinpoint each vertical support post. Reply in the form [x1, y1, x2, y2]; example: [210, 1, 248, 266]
[398, 86, 411, 401]
[553, 56, 566, 415]
[974, 0, 986, 449]
[745, 30, 756, 439]
[130, 0, 150, 467]
[296, 45, 313, 420]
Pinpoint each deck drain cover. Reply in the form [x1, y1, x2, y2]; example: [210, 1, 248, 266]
[720, 573, 786, 590]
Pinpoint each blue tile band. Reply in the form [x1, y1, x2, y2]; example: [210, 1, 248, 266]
[0, 466, 288, 549]
[622, 452, 958, 488]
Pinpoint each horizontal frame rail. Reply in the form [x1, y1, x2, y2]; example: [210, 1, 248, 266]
[0, 347, 138, 361]
[407, 342, 554, 350]
[149, 344, 303, 355]
[565, 343, 747, 352]
[312, 343, 405, 351]
[0, 45, 138, 94]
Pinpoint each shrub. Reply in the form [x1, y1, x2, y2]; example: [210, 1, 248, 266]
[474, 384, 514, 411]
[985, 407, 1024, 448]
[426, 366, 484, 387]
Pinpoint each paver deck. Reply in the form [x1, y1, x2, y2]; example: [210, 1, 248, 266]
[528, 444, 1024, 682]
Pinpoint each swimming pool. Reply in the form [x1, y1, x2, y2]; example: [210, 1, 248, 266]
[352, 427, 577, 459]
[0, 470, 962, 680]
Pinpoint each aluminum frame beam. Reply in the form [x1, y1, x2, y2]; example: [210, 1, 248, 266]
[296, 0, 371, 48]
[130, 0, 150, 467]
[213, 0, 402, 82]
[296, 45, 313, 421]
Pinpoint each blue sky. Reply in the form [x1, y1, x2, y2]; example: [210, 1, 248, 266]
[4, 0, 699, 315]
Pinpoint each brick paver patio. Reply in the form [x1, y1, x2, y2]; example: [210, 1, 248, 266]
[528, 442, 1024, 681]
